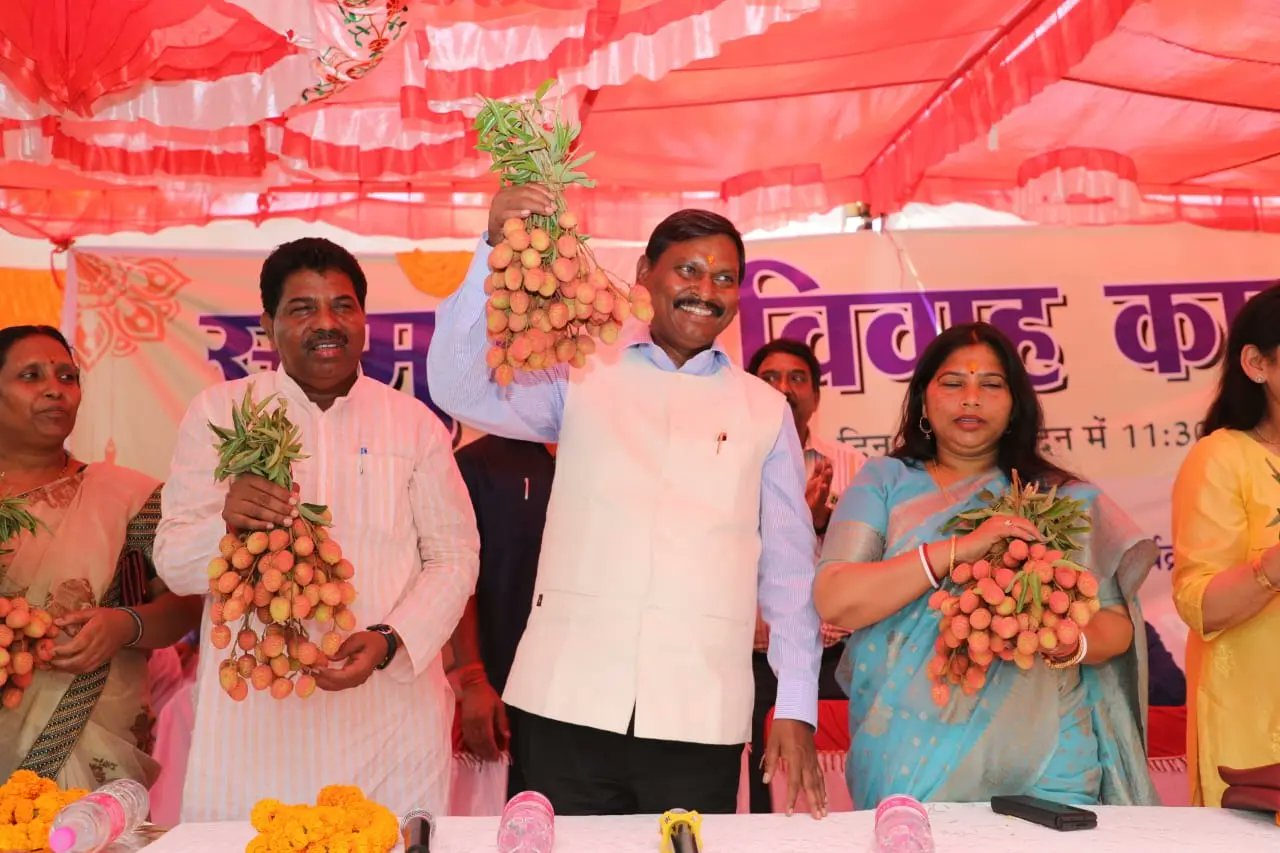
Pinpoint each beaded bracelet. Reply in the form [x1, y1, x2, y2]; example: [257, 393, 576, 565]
[1045, 633, 1088, 670]
[116, 607, 144, 648]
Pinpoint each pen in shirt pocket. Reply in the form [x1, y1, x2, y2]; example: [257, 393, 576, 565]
[359, 446, 367, 475]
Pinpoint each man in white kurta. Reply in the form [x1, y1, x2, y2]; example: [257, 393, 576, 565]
[155, 238, 479, 821]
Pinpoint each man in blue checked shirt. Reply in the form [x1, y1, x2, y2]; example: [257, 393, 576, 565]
[427, 184, 826, 819]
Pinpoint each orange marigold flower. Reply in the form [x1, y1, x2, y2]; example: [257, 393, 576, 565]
[1, 770, 48, 800]
[248, 789, 396, 853]
[0, 827, 26, 850]
[250, 798, 285, 831]
[316, 785, 363, 807]
[27, 819, 50, 848]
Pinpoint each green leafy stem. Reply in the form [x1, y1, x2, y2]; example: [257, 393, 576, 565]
[0, 496, 41, 557]
[940, 470, 1091, 559]
[474, 78, 596, 194]
[208, 385, 330, 525]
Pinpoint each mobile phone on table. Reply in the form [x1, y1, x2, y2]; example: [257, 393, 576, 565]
[990, 795, 1097, 831]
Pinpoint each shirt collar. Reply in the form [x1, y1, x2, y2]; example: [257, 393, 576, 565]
[619, 321, 733, 373]
[274, 363, 365, 413]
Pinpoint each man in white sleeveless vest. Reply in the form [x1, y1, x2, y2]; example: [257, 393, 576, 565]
[428, 185, 827, 818]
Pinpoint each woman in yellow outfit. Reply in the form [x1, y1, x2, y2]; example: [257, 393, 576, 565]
[1171, 285, 1280, 807]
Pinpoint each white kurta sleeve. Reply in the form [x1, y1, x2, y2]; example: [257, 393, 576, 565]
[155, 388, 232, 597]
[382, 410, 480, 682]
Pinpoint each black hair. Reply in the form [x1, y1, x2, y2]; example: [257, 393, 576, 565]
[891, 322, 1075, 486]
[1202, 284, 1280, 435]
[644, 209, 746, 282]
[259, 238, 368, 316]
[746, 338, 821, 392]
[0, 325, 74, 370]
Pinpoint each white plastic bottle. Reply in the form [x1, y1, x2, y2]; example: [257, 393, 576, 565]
[496, 790, 555, 853]
[872, 794, 935, 853]
[48, 778, 149, 853]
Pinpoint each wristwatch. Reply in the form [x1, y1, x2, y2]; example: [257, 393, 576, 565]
[366, 624, 399, 670]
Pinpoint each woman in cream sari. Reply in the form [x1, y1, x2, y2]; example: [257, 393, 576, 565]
[0, 325, 202, 788]
[814, 323, 1157, 808]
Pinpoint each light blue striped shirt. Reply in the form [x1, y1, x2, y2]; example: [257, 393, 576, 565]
[426, 241, 820, 728]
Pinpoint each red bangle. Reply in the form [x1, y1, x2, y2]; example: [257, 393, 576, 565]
[918, 543, 940, 589]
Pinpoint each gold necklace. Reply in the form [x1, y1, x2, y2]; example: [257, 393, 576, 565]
[0, 451, 73, 495]
[1252, 425, 1280, 447]
[929, 459, 959, 499]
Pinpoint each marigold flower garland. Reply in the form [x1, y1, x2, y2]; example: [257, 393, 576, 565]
[246, 785, 399, 853]
[0, 770, 87, 852]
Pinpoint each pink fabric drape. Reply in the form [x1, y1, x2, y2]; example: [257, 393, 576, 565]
[0, 1, 292, 117]
[1, 1, 1279, 239]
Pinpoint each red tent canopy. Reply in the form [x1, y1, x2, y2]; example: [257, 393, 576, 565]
[0, 0, 1272, 240]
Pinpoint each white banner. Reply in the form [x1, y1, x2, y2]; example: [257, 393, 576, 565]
[67, 223, 1280, 668]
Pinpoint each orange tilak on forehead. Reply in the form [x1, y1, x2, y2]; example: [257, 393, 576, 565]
[705, 254, 716, 266]
[966, 361, 978, 374]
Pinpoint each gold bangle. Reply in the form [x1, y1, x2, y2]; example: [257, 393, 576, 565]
[1253, 560, 1280, 594]
[115, 607, 144, 648]
[948, 536, 956, 577]
[1045, 634, 1088, 670]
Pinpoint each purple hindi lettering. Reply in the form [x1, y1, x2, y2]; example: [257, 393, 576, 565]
[1151, 534, 1175, 572]
[197, 311, 452, 424]
[738, 259, 864, 390]
[739, 258, 1066, 392]
[1104, 281, 1268, 379]
[198, 314, 276, 377]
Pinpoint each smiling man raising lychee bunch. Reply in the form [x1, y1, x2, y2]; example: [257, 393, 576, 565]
[155, 238, 479, 821]
[428, 185, 827, 819]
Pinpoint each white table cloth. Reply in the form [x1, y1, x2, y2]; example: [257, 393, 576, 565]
[142, 804, 1276, 852]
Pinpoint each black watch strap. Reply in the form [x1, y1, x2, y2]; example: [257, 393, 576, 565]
[367, 624, 398, 670]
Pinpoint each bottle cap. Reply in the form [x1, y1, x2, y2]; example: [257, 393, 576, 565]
[875, 794, 929, 822]
[48, 826, 75, 853]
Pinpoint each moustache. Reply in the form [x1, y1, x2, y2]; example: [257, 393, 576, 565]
[673, 295, 725, 317]
[305, 332, 348, 349]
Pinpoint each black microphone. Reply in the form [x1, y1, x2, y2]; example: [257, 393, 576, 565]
[660, 809, 701, 853]
[400, 808, 434, 853]
[670, 820, 699, 853]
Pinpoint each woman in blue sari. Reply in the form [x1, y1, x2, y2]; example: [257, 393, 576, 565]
[813, 323, 1157, 808]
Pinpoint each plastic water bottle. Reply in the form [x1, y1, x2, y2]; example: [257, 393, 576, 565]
[48, 778, 149, 853]
[872, 795, 935, 853]
[496, 791, 555, 853]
